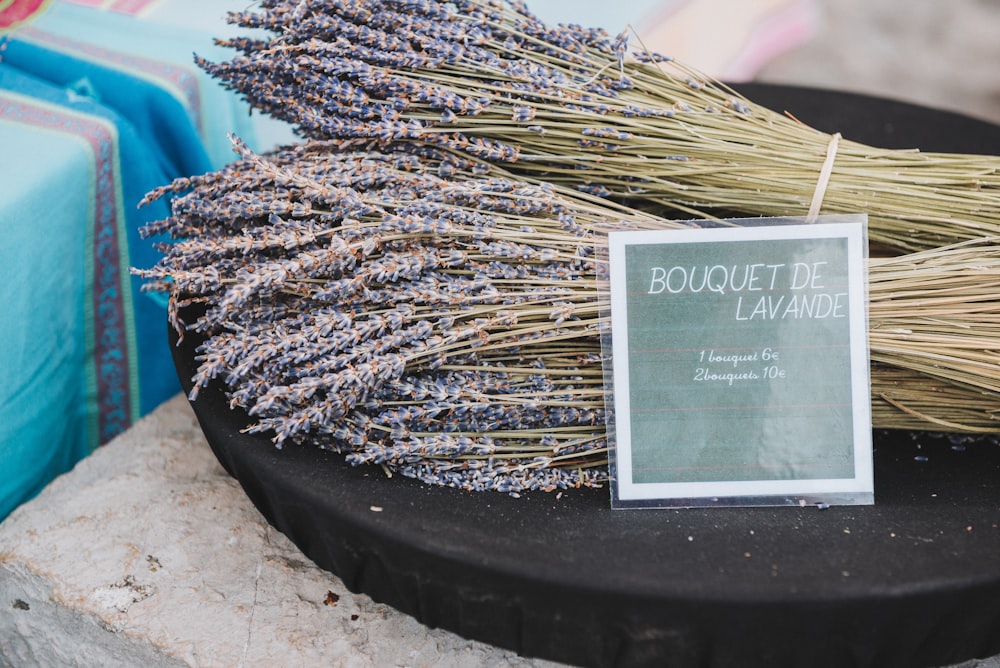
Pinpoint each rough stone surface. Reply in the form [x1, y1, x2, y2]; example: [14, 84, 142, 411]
[0, 396, 563, 668]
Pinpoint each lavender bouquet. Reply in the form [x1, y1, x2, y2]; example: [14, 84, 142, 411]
[137, 135, 1000, 494]
[136, 0, 1000, 493]
[138, 139, 683, 493]
[200, 0, 1000, 254]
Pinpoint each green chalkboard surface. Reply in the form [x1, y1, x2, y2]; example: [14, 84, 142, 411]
[607, 217, 873, 508]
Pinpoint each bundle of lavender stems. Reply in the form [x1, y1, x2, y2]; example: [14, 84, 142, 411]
[136, 0, 1000, 493]
[139, 140, 671, 492]
[201, 0, 1000, 254]
[137, 136, 1000, 494]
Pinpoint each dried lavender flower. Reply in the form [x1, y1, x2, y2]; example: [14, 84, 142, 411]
[201, 0, 1000, 254]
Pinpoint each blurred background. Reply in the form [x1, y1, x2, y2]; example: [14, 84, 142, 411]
[530, 0, 1000, 125]
[756, 0, 1000, 125]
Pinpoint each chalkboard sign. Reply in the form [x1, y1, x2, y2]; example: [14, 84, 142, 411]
[606, 217, 873, 508]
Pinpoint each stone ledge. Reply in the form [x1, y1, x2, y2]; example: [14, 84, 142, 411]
[0, 395, 561, 667]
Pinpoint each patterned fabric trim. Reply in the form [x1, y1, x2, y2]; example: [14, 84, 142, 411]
[0, 92, 139, 448]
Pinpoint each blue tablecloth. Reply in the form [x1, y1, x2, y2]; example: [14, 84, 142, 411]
[0, 63, 174, 517]
[2, 0, 262, 171]
[0, 0, 293, 520]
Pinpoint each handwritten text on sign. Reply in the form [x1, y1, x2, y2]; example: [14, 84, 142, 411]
[606, 217, 873, 509]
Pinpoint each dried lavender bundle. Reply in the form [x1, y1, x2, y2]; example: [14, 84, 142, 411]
[198, 0, 1000, 255]
[138, 138, 684, 493]
[868, 239, 1000, 432]
[137, 137, 1000, 495]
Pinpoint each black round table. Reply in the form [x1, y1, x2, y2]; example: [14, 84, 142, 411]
[171, 84, 1000, 668]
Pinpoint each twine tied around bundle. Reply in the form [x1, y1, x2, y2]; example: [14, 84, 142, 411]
[806, 132, 842, 223]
